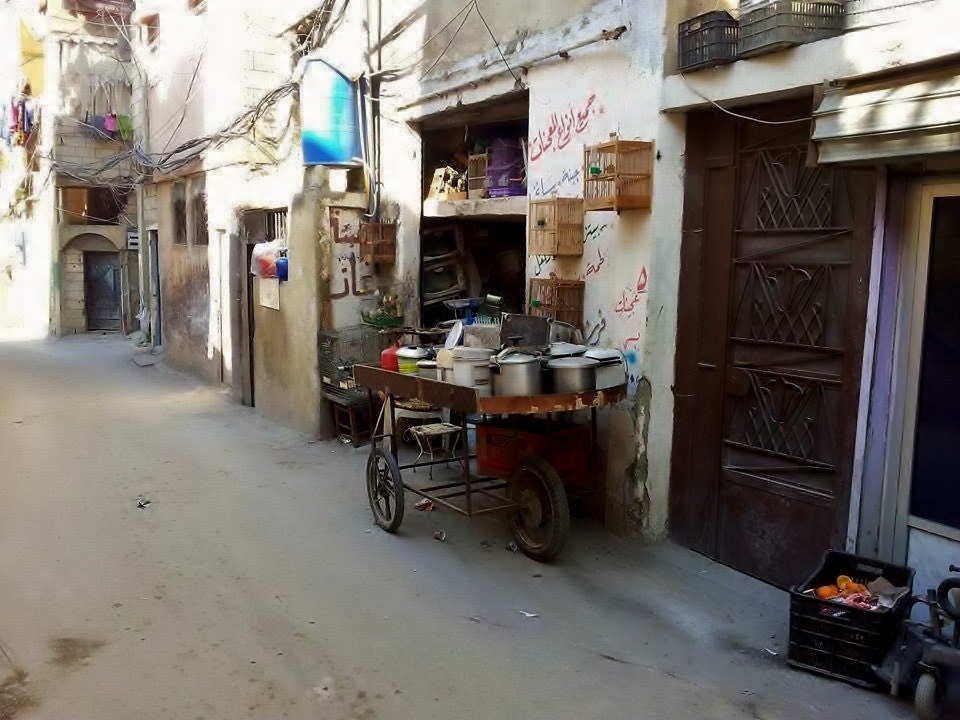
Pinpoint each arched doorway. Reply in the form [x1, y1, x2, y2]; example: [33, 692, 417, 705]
[61, 233, 122, 333]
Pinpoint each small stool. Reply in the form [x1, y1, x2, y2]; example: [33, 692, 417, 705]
[405, 422, 463, 478]
[323, 387, 376, 447]
[384, 396, 444, 445]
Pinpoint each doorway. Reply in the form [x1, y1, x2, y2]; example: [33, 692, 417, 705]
[83, 251, 121, 331]
[891, 182, 960, 567]
[670, 103, 878, 588]
[148, 229, 162, 346]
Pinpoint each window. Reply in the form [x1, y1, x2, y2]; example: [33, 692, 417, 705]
[61, 187, 125, 225]
[141, 14, 159, 47]
[192, 192, 208, 245]
[172, 182, 187, 245]
[265, 209, 287, 241]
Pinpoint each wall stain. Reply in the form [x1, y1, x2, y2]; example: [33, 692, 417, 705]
[626, 377, 653, 537]
[0, 668, 39, 719]
[49, 637, 104, 668]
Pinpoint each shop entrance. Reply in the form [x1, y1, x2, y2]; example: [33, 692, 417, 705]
[670, 102, 877, 588]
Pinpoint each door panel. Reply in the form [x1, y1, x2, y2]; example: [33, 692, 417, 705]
[84, 251, 121, 331]
[671, 103, 876, 588]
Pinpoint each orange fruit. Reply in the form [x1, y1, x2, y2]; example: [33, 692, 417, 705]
[815, 585, 839, 599]
[837, 575, 853, 591]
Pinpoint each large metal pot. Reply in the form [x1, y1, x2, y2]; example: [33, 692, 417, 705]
[547, 356, 599, 393]
[490, 350, 542, 396]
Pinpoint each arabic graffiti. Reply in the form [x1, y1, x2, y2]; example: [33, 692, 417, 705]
[330, 207, 360, 244]
[584, 247, 606, 277]
[530, 93, 604, 163]
[613, 266, 648, 317]
[585, 222, 610, 243]
[331, 248, 373, 300]
[532, 254, 553, 277]
[530, 167, 582, 198]
[583, 315, 606, 347]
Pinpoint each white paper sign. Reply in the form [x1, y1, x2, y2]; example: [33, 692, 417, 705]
[259, 277, 280, 310]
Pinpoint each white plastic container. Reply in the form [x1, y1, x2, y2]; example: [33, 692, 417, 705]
[450, 347, 495, 395]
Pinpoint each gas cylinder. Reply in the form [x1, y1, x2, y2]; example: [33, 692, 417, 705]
[380, 341, 399, 372]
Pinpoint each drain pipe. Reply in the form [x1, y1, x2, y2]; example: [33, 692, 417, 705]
[397, 25, 627, 112]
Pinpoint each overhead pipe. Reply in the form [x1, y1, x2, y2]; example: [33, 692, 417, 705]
[397, 25, 627, 112]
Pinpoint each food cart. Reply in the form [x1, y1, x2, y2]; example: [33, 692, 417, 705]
[353, 364, 626, 562]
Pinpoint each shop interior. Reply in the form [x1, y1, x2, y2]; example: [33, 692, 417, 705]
[416, 92, 529, 328]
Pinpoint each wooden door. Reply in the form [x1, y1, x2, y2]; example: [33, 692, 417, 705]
[670, 103, 876, 588]
[83, 251, 121, 331]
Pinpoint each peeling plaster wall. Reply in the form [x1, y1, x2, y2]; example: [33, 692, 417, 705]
[155, 180, 216, 382]
[250, 183, 322, 435]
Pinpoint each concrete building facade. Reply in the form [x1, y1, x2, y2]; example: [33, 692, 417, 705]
[5, 0, 957, 591]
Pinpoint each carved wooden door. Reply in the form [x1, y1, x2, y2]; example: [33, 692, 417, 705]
[671, 105, 876, 588]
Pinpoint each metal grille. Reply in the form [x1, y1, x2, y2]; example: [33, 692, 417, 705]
[319, 325, 382, 389]
[266, 209, 287, 241]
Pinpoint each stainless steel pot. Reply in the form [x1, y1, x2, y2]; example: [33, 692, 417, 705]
[490, 350, 542, 396]
[547, 356, 599, 393]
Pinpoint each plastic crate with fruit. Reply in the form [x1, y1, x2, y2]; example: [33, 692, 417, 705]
[788, 550, 915, 687]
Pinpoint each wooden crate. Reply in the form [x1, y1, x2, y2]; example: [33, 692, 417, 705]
[467, 153, 488, 199]
[528, 278, 584, 328]
[583, 138, 653, 212]
[528, 198, 584, 256]
[359, 222, 397, 264]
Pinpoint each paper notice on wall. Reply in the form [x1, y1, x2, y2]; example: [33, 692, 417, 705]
[259, 277, 280, 310]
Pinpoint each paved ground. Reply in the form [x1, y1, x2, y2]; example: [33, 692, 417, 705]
[0, 335, 917, 719]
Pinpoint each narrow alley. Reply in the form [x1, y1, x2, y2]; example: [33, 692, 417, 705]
[0, 336, 912, 720]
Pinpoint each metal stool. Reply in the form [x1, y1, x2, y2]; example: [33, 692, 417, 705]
[405, 422, 463, 478]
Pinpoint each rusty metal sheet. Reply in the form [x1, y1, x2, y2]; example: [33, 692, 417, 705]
[352, 364, 627, 415]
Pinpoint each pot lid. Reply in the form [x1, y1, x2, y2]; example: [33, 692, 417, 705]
[547, 357, 599, 369]
[497, 351, 540, 365]
[444, 320, 463, 349]
[585, 348, 623, 361]
[451, 346, 495, 360]
[396, 346, 428, 358]
[548, 342, 587, 356]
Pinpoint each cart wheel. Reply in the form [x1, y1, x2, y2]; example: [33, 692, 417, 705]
[507, 455, 570, 562]
[915, 672, 943, 720]
[366, 447, 405, 533]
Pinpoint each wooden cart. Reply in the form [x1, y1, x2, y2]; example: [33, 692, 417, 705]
[353, 364, 626, 562]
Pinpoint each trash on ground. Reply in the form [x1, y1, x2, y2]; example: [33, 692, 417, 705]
[518, 610, 539, 618]
[764, 648, 778, 656]
[480, 540, 492, 550]
[132, 354, 157, 367]
[433, 530, 446, 541]
[337, 435, 352, 444]
[505, 541, 519, 552]
[415, 498, 435, 511]
[136, 496, 151, 508]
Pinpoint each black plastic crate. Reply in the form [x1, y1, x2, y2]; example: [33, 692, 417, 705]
[788, 550, 915, 688]
[678, 11, 739, 71]
[739, 1, 844, 58]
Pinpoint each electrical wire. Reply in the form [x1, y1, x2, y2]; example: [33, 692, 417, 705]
[678, 72, 811, 125]
[418, 3, 474, 80]
[472, 0, 522, 87]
